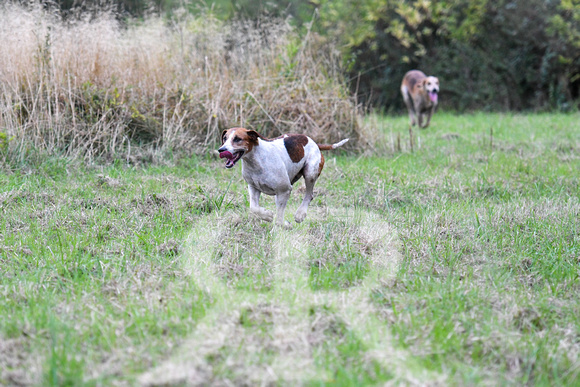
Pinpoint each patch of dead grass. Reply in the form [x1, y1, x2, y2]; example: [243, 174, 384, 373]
[0, 337, 41, 386]
[0, 3, 362, 160]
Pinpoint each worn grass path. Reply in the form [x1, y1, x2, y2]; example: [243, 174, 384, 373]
[139, 207, 438, 385]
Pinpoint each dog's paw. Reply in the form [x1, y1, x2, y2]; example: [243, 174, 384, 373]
[280, 221, 293, 230]
[252, 208, 274, 222]
[261, 210, 274, 222]
[294, 210, 307, 223]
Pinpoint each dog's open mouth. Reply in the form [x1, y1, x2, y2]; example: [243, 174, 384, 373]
[219, 150, 244, 168]
[429, 91, 438, 103]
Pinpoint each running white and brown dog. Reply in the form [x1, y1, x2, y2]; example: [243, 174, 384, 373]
[401, 70, 440, 128]
[218, 128, 348, 228]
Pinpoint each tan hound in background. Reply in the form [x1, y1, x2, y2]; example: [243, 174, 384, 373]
[218, 128, 348, 228]
[401, 70, 440, 128]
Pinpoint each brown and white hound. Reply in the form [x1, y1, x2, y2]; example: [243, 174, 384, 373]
[218, 128, 348, 228]
[401, 70, 440, 128]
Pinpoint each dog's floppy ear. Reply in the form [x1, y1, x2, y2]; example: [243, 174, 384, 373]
[220, 129, 228, 144]
[246, 129, 260, 143]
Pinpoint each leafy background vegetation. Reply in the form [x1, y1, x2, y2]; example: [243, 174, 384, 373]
[54, 0, 580, 112]
[2, 1, 578, 161]
[313, 0, 580, 111]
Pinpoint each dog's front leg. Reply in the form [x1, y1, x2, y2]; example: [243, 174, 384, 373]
[417, 111, 424, 128]
[423, 107, 434, 128]
[275, 189, 292, 229]
[248, 185, 273, 222]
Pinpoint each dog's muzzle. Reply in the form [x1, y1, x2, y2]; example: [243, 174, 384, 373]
[219, 149, 244, 168]
[429, 90, 438, 103]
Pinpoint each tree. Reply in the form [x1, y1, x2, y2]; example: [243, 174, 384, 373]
[314, 0, 580, 111]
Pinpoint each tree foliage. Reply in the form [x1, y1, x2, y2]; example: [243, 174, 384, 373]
[45, 0, 580, 111]
[313, 0, 580, 111]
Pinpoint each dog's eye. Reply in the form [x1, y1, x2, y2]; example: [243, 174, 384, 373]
[233, 136, 241, 143]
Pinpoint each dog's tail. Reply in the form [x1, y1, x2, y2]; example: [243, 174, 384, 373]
[318, 138, 349, 151]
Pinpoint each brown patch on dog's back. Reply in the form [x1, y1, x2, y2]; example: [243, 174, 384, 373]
[284, 134, 309, 163]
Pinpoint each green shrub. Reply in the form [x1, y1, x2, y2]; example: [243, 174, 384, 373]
[313, 0, 580, 112]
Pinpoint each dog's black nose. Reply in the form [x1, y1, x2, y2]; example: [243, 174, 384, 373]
[218, 146, 226, 152]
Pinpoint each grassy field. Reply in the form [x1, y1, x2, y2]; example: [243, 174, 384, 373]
[1, 112, 579, 385]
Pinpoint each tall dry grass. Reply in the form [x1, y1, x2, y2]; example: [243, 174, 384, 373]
[0, 4, 361, 161]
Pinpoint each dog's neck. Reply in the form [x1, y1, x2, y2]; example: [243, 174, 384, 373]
[241, 139, 265, 169]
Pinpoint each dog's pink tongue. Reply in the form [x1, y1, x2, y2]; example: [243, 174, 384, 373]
[219, 151, 233, 160]
[429, 92, 438, 103]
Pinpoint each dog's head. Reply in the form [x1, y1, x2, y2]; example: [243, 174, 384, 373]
[217, 127, 260, 168]
[422, 76, 439, 103]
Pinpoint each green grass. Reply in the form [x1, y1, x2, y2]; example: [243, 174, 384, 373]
[1, 112, 579, 385]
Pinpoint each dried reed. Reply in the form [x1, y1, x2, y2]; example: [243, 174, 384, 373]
[0, 3, 362, 160]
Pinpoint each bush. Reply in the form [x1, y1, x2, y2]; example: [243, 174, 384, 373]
[314, 0, 580, 112]
[0, 3, 360, 160]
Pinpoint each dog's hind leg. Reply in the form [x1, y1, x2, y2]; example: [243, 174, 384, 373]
[248, 185, 273, 222]
[295, 156, 322, 224]
[422, 107, 435, 128]
[401, 86, 416, 126]
[295, 176, 316, 224]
